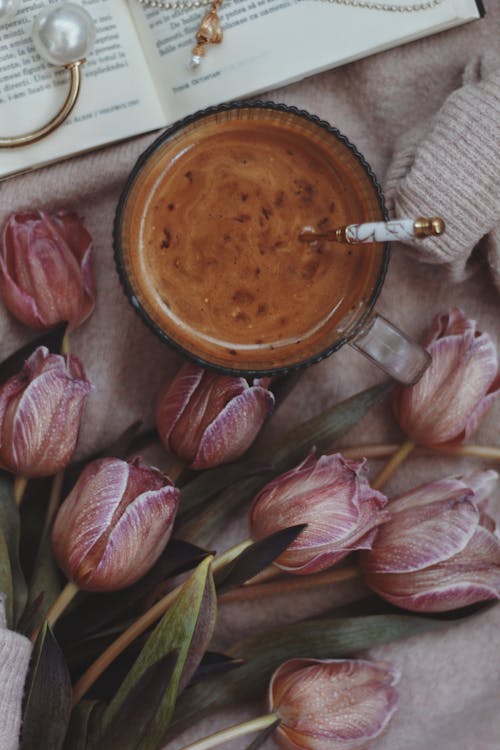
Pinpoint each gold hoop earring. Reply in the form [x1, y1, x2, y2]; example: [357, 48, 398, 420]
[0, 3, 95, 149]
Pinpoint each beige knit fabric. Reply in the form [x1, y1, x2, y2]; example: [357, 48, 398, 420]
[0, 598, 31, 750]
[384, 50, 500, 285]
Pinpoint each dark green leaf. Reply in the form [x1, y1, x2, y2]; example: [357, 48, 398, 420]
[57, 539, 209, 644]
[243, 718, 281, 750]
[93, 652, 179, 750]
[0, 325, 66, 385]
[21, 623, 72, 750]
[190, 652, 244, 684]
[0, 470, 27, 626]
[28, 535, 62, 632]
[269, 381, 393, 472]
[177, 461, 271, 521]
[0, 529, 13, 627]
[63, 701, 103, 750]
[214, 525, 307, 593]
[178, 474, 268, 547]
[169, 613, 444, 738]
[103, 556, 217, 750]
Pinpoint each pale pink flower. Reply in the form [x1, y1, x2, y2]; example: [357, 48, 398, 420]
[0, 346, 92, 477]
[360, 471, 500, 612]
[269, 658, 399, 750]
[156, 362, 274, 469]
[0, 210, 95, 331]
[52, 457, 180, 591]
[249, 451, 389, 575]
[393, 308, 500, 446]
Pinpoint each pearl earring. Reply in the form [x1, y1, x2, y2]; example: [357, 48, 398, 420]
[0, 2, 96, 148]
[0, 0, 21, 22]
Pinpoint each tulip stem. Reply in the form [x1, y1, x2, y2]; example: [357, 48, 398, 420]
[212, 538, 254, 572]
[171, 713, 279, 750]
[72, 538, 258, 706]
[61, 330, 71, 355]
[13, 476, 28, 507]
[38, 580, 79, 638]
[219, 565, 360, 603]
[42, 470, 65, 535]
[339, 443, 500, 462]
[371, 440, 415, 489]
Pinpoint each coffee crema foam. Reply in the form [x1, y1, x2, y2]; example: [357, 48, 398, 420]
[122, 114, 385, 371]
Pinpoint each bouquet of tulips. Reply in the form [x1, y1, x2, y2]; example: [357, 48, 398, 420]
[0, 209, 499, 750]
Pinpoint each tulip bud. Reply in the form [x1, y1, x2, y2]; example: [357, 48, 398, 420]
[269, 658, 399, 750]
[0, 210, 95, 331]
[156, 362, 275, 469]
[52, 457, 180, 591]
[0, 346, 92, 477]
[249, 451, 389, 575]
[360, 471, 500, 612]
[393, 308, 500, 446]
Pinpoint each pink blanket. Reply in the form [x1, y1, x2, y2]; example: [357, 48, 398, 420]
[1, 1, 499, 747]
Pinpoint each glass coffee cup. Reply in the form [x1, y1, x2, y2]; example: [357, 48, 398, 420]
[114, 102, 430, 385]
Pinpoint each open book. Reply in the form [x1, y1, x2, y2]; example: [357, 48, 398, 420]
[0, 0, 483, 180]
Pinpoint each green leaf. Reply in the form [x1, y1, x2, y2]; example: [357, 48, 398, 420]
[103, 556, 217, 750]
[21, 623, 72, 750]
[214, 524, 307, 593]
[0, 471, 28, 626]
[269, 381, 393, 471]
[57, 539, 209, 645]
[169, 613, 444, 738]
[93, 652, 179, 750]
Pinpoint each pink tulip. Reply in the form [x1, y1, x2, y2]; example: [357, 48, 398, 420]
[52, 457, 180, 591]
[360, 471, 500, 612]
[0, 210, 95, 331]
[0, 346, 92, 477]
[269, 658, 399, 750]
[393, 308, 500, 446]
[156, 362, 275, 469]
[249, 451, 389, 575]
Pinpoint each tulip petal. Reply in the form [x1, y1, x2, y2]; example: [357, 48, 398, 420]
[53, 459, 131, 580]
[465, 469, 499, 507]
[397, 328, 499, 444]
[462, 374, 500, 440]
[364, 491, 478, 574]
[250, 453, 388, 574]
[85, 485, 179, 590]
[9, 363, 91, 477]
[368, 525, 500, 612]
[156, 363, 205, 445]
[192, 385, 274, 469]
[270, 658, 399, 750]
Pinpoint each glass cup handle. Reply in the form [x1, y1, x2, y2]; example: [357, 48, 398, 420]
[350, 313, 431, 385]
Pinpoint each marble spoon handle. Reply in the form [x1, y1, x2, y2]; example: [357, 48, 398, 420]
[300, 216, 445, 244]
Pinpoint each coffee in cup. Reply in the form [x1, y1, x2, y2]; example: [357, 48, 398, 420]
[115, 103, 428, 383]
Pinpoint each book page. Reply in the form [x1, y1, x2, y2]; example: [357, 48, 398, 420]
[0, 0, 165, 179]
[128, 0, 480, 122]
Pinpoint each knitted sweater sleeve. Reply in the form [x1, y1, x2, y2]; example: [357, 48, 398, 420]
[0, 597, 32, 750]
[384, 51, 500, 288]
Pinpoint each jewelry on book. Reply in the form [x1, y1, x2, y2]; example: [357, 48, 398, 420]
[0, 2, 95, 149]
[0, 0, 20, 22]
[136, 0, 446, 69]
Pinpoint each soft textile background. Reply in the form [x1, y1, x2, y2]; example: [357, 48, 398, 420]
[1, 1, 500, 748]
